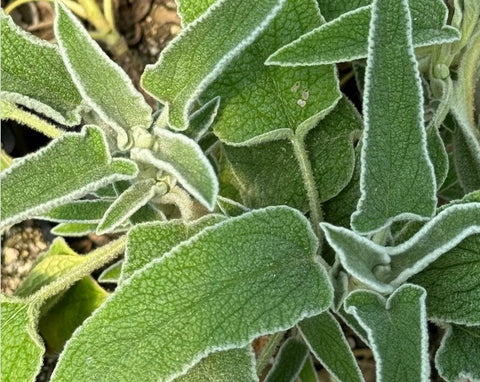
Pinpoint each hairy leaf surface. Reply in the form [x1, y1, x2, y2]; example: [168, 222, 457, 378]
[264, 338, 309, 382]
[51, 206, 333, 382]
[38, 200, 112, 223]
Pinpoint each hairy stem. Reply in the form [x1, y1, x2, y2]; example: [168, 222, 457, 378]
[256, 331, 285, 376]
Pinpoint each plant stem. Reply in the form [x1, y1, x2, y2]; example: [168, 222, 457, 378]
[28, 236, 126, 307]
[256, 331, 284, 376]
[4, 0, 87, 18]
[1, 150, 14, 170]
[291, 135, 324, 248]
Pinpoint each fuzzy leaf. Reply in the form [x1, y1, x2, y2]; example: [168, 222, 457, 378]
[1, 126, 137, 228]
[176, 0, 217, 25]
[98, 260, 123, 283]
[345, 284, 429, 382]
[264, 338, 309, 382]
[350, 0, 436, 234]
[38, 200, 112, 223]
[427, 126, 449, 190]
[322, 203, 480, 293]
[186, 97, 221, 141]
[54, 3, 152, 147]
[436, 325, 480, 382]
[298, 356, 318, 382]
[203, 0, 340, 145]
[51, 222, 101, 237]
[131, 128, 218, 210]
[452, 123, 480, 193]
[316, 0, 370, 21]
[266, 0, 459, 66]
[51, 206, 333, 382]
[1, 12, 82, 125]
[175, 348, 257, 382]
[97, 179, 156, 234]
[299, 311, 364, 382]
[122, 214, 225, 281]
[141, 0, 285, 130]
[411, 235, 480, 325]
[1, 297, 44, 382]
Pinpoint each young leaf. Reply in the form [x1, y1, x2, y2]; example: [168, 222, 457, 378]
[202, 0, 340, 145]
[122, 214, 225, 281]
[37, 200, 112, 223]
[51, 206, 333, 382]
[141, 0, 286, 130]
[186, 97, 221, 141]
[131, 128, 218, 210]
[1, 125, 137, 228]
[97, 179, 156, 234]
[345, 284, 429, 382]
[98, 260, 123, 284]
[51, 222, 101, 237]
[299, 311, 364, 382]
[54, 2, 152, 148]
[435, 325, 480, 382]
[410, 235, 480, 325]
[350, 0, 436, 234]
[298, 356, 319, 382]
[175, 348, 257, 382]
[266, 0, 460, 66]
[1, 297, 44, 382]
[264, 338, 310, 382]
[1, 12, 83, 126]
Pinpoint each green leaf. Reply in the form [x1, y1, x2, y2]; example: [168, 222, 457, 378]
[350, 0, 436, 234]
[175, 348, 257, 382]
[38, 277, 108, 353]
[51, 206, 333, 382]
[186, 97, 221, 141]
[264, 338, 309, 382]
[37, 200, 112, 223]
[122, 214, 226, 281]
[97, 179, 156, 234]
[1, 297, 44, 382]
[1, 125, 137, 228]
[51, 222, 101, 237]
[298, 356, 318, 382]
[452, 123, 480, 193]
[322, 203, 480, 293]
[299, 311, 364, 382]
[54, 2, 152, 148]
[426, 125, 449, 190]
[266, 0, 460, 66]
[98, 260, 123, 283]
[436, 325, 480, 382]
[316, 0, 371, 21]
[410, 235, 480, 325]
[203, 0, 340, 145]
[1, 12, 82, 126]
[131, 128, 218, 210]
[345, 284, 429, 382]
[141, 0, 285, 130]
[176, 0, 217, 25]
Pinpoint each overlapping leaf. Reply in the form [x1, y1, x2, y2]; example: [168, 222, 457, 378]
[1, 12, 83, 125]
[266, 0, 459, 66]
[264, 338, 309, 382]
[37, 200, 112, 223]
[176, 0, 217, 25]
[1, 125, 137, 228]
[51, 206, 333, 382]
[141, 0, 286, 130]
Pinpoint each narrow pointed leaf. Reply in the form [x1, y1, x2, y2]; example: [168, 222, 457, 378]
[1, 125, 137, 228]
[345, 284, 429, 382]
[175, 348, 257, 382]
[1, 12, 82, 125]
[266, 0, 459, 66]
[37, 200, 112, 223]
[1, 297, 44, 382]
[97, 179, 156, 234]
[186, 97, 221, 141]
[436, 325, 480, 382]
[411, 235, 480, 325]
[54, 2, 152, 147]
[299, 311, 364, 382]
[264, 338, 310, 382]
[298, 356, 318, 382]
[51, 206, 333, 382]
[98, 260, 123, 283]
[131, 128, 218, 210]
[427, 125, 449, 190]
[141, 0, 286, 130]
[51, 222, 101, 237]
[350, 0, 436, 234]
[202, 0, 340, 145]
[122, 214, 225, 281]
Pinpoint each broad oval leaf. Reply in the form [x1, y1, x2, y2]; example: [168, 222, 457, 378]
[345, 284, 429, 382]
[51, 206, 333, 382]
[54, 2, 152, 147]
[350, 0, 436, 234]
[1, 125, 138, 228]
[1, 12, 83, 126]
[141, 0, 286, 130]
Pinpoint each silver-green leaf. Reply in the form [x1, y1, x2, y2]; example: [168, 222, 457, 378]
[264, 338, 310, 382]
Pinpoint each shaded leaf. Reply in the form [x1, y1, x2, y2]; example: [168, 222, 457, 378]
[264, 338, 309, 382]
[51, 222, 101, 237]
[186, 97, 221, 141]
[298, 356, 318, 382]
[98, 260, 123, 284]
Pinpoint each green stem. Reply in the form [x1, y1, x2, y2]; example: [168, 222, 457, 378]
[1, 100, 63, 139]
[291, 135, 324, 248]
[28, 236, 126, 307]
[256, 331, 284, 376]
